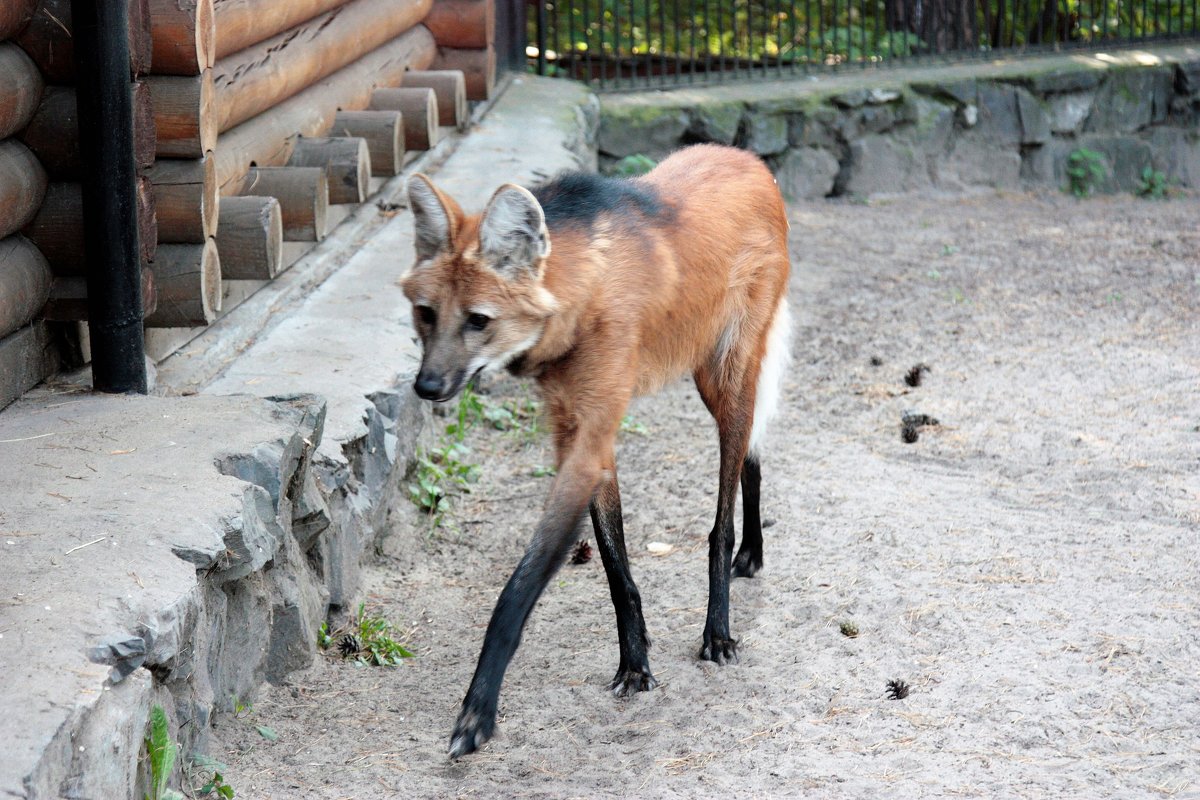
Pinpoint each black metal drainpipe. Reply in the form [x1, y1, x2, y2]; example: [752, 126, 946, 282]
[71, 0, 148, 394]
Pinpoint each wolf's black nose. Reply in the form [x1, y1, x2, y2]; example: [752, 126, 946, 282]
[414, 371, 446, 400]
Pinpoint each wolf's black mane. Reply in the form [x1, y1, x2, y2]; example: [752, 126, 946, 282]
[531, 173, 669, 229]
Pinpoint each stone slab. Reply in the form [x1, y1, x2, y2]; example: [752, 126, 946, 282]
[0, 392, 321, 798]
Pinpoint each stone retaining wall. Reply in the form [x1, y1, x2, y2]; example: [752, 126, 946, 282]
[598, 48, 1200, 198]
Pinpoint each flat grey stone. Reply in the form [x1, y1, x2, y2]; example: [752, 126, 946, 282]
[687, 100, 744, 144]
[910, 79, 977, 106]
[976, 84, 1023, 145]
[744, 113, 789, 155]
[1016, 89, 1051, 145]
[1085, 67, 1174, 133]
[775, 147, 840, 200]
[598, 102, 689, 158]
[1048, 91, 1094, 134]
[844, 134, 933, 196]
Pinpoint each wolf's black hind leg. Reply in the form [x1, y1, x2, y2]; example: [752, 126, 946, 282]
[733, 455, 763, 578]
[590, 467, 657, 696]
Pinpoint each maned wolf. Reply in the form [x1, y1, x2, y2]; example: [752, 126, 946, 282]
[400, 143, 792, 757]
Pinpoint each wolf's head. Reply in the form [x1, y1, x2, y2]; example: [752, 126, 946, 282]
[399, 174, 558, 402]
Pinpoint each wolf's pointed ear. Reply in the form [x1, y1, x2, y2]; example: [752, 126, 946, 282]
[479, 184, 551, 279]
[408, 174, 460, 262]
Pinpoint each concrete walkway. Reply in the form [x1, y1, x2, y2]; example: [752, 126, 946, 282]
[0, 75, 596, 799]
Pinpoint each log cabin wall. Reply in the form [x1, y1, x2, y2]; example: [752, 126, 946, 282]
[0, 0, 499, 411]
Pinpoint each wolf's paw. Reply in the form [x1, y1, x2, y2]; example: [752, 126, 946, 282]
[699, 635, 740, 665]
[732, 549, 762, 578]
[448, 705, 495, 759]
[610, 667, 659, 697]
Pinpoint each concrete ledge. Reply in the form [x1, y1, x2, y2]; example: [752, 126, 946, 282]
[0, 75, 599, 799]
[598, 45, 1200, 197]
[0, 392, 325, 797]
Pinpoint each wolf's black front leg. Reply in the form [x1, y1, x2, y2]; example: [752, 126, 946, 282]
[589, 469, 656, 696]
[448, 475, 596, 758]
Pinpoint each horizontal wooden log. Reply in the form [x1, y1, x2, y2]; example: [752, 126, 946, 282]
[23, 180, 157, 275]
[149, 0, 215, 75]
[213, 0, 433, 133]
[214, 24, 435, 194]
[144, 239, 220, 327]
[20, 84, 156, 178]
[145, 157, 218, 243]
[424, 0, 493, 49]
[0, 234, 52, 339]
[217, 195, 282, 279]
[239, 166, 327, 242]
[0, 45, 43, 140]
[287, 137, 370, 205]
[0, 321, 57, 413]
[146, 71, 217, 158]
[369, 87, 437, 151]
[41, 267, 157, 322]
[0, 140, 47, 241]
[213, 0, 348, 60]
[404, 70, 467, 130]
[431, 45, 494, 101]
[0, 0, 37, 40]
[15, 0, 152, 81]
[330, 110, 404, 178]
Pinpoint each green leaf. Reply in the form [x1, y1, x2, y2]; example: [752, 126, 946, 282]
[255, 725, 278, 741]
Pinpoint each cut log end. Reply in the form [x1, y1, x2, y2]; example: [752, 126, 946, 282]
[331, 110, 405, 178]
[146, 156, 219, 243]
[0, 235, 52, 339]
[217, 195, 283, 280]
[432, 46, 495, 101]
[240, 166, 328, 242]
[403, 70, 469, 130]
[288, 137, 371, 205]
[144, 239, 221, 327]
[149, 0, 217, 75]
[369, 87, 438, 151]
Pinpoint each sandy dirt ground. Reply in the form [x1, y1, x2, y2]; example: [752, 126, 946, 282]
[211, 192, 1199, 799]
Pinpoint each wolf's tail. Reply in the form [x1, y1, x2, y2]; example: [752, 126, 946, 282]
[748, 296, 792, 456]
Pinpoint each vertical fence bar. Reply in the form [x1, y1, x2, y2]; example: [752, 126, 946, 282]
[661, 0, 669, 87]
[566, 0, 575, 78]
[673, 0, 680, 84]
[627, 0, 635, 87]
[724, 0, 734, 79]
[583, 0, 591, 86]
[776, 0, 784, 78]
[537, 0, 548, 73]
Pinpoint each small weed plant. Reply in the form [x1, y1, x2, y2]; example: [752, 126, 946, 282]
[198, 772, 235, 799]
[1136, 166, 1169, 199]
[189, 755, 236, 799]
[144, 706, 184, 800]
[318, 603, 414, 666]
[1065, 148, 1106, 197]
[409, 385, 547, 526]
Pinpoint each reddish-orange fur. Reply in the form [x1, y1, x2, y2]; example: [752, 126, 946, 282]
[401, 144, 791, 757]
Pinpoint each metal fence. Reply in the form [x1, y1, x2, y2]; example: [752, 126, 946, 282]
[529, 0, 1200, 89]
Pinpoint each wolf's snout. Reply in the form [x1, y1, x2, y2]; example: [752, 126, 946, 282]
[413, 370, 448, 400]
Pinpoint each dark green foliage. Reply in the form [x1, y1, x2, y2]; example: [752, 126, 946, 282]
[1136, 166, 1170, 199]
[1066, 148, 1106, 197]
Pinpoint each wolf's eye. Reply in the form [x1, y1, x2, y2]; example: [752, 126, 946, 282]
[416, 305, 436, 326]
[465, 313, 491, 332]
